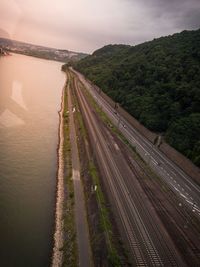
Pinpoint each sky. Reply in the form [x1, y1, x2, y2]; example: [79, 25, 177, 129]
[0, 0, 200, 53]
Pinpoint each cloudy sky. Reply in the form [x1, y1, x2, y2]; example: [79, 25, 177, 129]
[0, 0, 200, 53]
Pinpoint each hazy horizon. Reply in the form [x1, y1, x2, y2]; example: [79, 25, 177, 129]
[1, 0, 200, 54]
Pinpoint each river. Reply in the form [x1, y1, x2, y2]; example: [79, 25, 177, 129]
[0, 53, 65, 267]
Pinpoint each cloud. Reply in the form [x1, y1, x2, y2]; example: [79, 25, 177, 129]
[123, 0, 200, 44]
[0, 0, 199, 53]
[0, 0, 21, 37]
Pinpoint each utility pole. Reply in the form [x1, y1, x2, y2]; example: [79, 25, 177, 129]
[117, 113, 121, 128]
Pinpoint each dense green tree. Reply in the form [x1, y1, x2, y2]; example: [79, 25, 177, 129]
[74, 29, 200, 166]
[166, 114, 200, 166]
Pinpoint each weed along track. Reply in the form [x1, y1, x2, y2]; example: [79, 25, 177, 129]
[77, 75, 180, 266]
[68, 68, 190, 266]
[58, 67, 198, 267]
[69, 71, 128, 266]
[67, 71, 92, 267]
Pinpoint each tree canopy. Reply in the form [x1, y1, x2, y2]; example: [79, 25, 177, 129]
[74, 29, 200, 166]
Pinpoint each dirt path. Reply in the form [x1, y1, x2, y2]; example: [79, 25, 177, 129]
[67, 83, 92, 267]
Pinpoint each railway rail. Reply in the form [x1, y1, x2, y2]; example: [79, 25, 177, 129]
[71, 74, 185, 266]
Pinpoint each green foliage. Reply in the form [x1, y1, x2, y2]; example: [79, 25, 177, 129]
[166, 113, 200, 166]
[62, 82, 78, 267]
[74, 29, 200, 166]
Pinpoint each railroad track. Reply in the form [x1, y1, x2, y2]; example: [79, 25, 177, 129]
[106, 131, 181, 267]
[71, 68, 200, 220]
[127, 154, 200, 266]
[75, 81, 149, 266]
[72, 74, 185, 266]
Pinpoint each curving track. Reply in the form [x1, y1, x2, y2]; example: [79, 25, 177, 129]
[71, 68, 200, 219]
[72, 75, 186, 266]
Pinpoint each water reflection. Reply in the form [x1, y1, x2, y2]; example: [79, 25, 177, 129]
[0, 53, 64, 267]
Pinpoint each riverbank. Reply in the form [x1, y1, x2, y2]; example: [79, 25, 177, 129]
[52, 73, 78, 267]
[51, 86, 65, 266]
[67, 72, 92, 267]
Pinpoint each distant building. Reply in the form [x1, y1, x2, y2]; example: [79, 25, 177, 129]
[0, 47, 9, 56]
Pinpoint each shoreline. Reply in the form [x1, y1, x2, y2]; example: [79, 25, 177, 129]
[51, 86, 65, 267]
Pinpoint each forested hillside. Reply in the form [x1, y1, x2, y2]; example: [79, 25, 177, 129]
[74, 29, 200, 166]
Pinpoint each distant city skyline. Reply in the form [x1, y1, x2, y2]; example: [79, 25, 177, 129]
[0, 0, 200, 53]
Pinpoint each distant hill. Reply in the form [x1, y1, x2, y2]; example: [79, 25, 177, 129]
[0, 38, 88, 62]
[74, 29, 200, 167]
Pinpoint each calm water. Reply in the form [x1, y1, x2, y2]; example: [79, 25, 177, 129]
[0, 53, 65, 267]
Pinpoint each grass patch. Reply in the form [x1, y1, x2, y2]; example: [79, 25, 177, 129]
[71, 79, 87, 138]
[68, 70, 125, 266]
[62, 75, 78, 267]
[77, 77, 175, 200]
[79, 82, 145, 162]
[89, 161, 122, 266]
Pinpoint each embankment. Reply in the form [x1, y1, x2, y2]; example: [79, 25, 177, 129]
[82, 77, 200, 183]
[51, 87, 65, 267]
